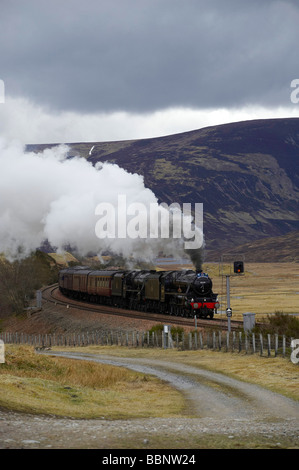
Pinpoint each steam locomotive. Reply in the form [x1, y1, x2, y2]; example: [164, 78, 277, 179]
[58, 267, 219, 319]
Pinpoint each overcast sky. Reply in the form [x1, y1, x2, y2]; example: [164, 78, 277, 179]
[1, 0, 299, 144]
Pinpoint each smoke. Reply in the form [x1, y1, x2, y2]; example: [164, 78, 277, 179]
[0, 139, 204, 266]
[184, 247, 204, 272]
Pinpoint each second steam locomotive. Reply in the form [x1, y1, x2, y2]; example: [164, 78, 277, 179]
[59, 267, 219, 319]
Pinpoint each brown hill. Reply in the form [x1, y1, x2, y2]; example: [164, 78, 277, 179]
[209, 230, 299, 262]
[27, 118, 299, 260]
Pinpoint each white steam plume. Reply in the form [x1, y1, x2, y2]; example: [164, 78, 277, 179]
[0, 139, 203, 265]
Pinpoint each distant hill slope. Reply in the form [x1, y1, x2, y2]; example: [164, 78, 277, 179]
[27, 118, 299, 259]
[209, 230, 299, 262]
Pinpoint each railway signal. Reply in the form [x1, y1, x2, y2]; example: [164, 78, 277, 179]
[233, 261, 244, 274]
[219, 255, 245, 333]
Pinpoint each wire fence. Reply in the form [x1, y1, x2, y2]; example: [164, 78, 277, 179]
[0, 329, 297, 360]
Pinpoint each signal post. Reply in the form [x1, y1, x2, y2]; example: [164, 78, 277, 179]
[226, 275, 232, 332]
[220, 256, 244, 332]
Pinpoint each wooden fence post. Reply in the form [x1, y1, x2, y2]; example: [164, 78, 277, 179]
[260, 334, 263, 356]
[212, 331, 216, 350]
[194, 332, 198, 350]
[189, 333, 192, 350]
[275, 334, 278, 357]
[199, 332, 203, 349]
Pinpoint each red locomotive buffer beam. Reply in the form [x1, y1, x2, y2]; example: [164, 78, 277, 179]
[191, 301, 220, 310]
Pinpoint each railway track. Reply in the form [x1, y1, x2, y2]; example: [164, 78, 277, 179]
[42, 284, 244, 331]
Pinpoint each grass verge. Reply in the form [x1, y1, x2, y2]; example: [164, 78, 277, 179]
[0, 345, 185, 419]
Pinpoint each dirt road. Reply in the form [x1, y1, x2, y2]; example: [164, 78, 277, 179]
[0, 350, 298, 449]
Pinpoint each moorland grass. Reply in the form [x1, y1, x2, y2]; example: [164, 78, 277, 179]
[0, 345, 185, 418]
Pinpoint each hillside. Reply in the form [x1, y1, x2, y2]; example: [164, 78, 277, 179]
[209, 230, 299, 262]
[27, 118, 299, 260]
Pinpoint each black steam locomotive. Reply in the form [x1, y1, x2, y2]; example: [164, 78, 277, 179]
[59, 267, 219, 319]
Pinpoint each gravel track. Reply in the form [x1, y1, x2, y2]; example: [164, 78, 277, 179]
[0, 350, 298, 449]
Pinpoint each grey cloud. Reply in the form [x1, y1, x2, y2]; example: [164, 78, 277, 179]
[1, 0, 298, 113]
